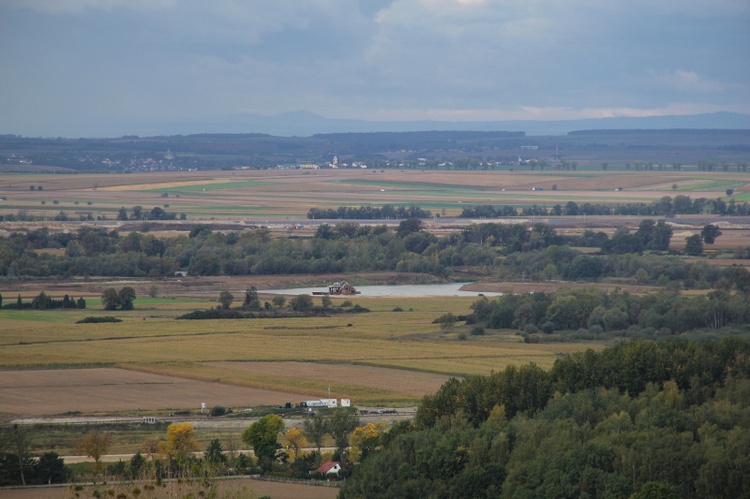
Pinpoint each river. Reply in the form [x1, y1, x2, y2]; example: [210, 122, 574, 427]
[260, 282, 503, 297]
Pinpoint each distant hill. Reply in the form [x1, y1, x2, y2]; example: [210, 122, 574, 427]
[197, 111, 750, 137]
[1, 122, 748, 171]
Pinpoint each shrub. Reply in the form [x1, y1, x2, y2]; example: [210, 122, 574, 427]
[470, 326, 485, 336]
[210, 406, 227, 417]
[523, 323, 539, 334]
[177, 309, 244, 320]
[76, 316, 123, 324]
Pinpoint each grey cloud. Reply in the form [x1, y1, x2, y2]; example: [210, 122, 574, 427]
[0, 0, 747, 136]
[5, 0, 177, 14]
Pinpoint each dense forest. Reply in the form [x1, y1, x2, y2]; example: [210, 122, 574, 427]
[340, 337, 750, 498]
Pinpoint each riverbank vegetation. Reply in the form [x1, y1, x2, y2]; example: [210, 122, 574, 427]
[0, 218, 746, 292]
[463, 287, 750, 342]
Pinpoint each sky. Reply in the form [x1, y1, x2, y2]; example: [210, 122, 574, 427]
[1, 0, 749, 137]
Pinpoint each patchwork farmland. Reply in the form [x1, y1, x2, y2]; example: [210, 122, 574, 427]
[1, 169, 748, 220]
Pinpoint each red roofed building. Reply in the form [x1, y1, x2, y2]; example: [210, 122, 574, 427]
[315, 461, 341, 475]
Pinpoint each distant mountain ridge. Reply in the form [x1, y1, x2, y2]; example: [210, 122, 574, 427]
[6, 111, 750, 139]
[179, 111, 750, 138]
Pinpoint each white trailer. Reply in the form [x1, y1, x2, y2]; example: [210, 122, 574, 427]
[302, 398, 339, 408]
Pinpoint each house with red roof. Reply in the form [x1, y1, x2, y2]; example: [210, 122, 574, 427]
[314, 461, 341, 475]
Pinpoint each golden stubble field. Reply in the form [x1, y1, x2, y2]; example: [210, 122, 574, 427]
[1, 169, 748, 220]
[0, 293, 601, 417]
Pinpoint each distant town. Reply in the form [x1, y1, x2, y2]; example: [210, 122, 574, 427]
[1, 129, 748, 173]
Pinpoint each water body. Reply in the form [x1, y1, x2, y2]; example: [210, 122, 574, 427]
[260, 282, 503, 298]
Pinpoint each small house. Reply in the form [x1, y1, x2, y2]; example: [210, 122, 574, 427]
[315, 461, 342, 475]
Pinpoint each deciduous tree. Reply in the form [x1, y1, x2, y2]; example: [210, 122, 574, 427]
[685, 234, 704, 256]
[328, 409, 360, 462]
[161, 423, 199, 462]
[284, 427, 308, 461]
[5, 424, 34, 485]
[101, 288, 119, 310]
[242, 414, 285, 472]
[118, 287, 136, 310]
[76, 429, 111, 473]
[303, 412, 328, 457]
[701, 224, 722, 244]
[140, 436, 162, 461]
[351, 422, 387, 462]
[218, 290, 234, 310]
[291, 294, 313, 311]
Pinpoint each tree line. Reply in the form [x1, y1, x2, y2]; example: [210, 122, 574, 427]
[0, 292, 86, 310]
[0, 220, 741, 292]
[465, 287, 750, 340]
[307, 204, 432, 220]
[460, 195, 750, 218]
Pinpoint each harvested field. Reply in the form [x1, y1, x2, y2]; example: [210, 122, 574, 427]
[95, 178, 234, 191]
[0, 288, 605, 412]
[0, 368, 301, 417]
[207, 361, 454, 398]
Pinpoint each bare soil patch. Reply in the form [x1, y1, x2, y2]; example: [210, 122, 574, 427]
[0, 368, 303, 417]
[0, 478, 339, 499]
[207, 361, 454, 398]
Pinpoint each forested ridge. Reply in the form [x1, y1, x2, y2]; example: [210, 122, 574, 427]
[340, 337, 750, 498]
